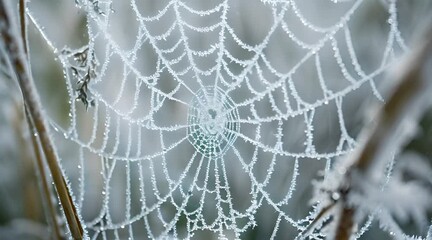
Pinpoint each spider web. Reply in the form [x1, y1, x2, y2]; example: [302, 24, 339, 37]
[26, 0, 409, 239]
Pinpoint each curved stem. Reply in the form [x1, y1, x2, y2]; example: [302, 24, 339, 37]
[0, 1, 84, 239]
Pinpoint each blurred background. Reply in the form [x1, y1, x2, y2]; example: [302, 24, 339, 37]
[0, 0, 431, 239]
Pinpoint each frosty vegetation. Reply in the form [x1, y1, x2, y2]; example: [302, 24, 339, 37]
[0, 0, 431, 239]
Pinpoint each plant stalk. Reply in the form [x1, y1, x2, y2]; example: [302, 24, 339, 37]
[334, 23, 432, 240]
[0, 1, 83, 238]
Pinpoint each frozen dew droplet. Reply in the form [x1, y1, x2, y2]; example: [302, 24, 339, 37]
[331, 192, 340, 201]
[187, 86, 240, 158]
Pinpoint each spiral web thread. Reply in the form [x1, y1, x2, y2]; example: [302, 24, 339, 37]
[27, 0, 410, 239]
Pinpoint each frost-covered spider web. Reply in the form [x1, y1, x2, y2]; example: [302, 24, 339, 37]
[26, 0, 414, 239]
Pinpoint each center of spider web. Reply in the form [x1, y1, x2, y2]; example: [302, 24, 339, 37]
[202, 107, 224, 135]
[187, 86, 240, 158]
[208, 109, 217, 119]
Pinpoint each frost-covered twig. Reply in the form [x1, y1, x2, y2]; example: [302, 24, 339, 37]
[18, 0, 62, 237]
[332, 22, 432, 239]
[25, 107, 63, 239]
[304, 22, 432, 240]
[0, 1, 83, 239]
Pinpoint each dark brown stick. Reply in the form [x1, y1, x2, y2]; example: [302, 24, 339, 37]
[19, 0, 27, 55]
[18, 1, 62, 238]
[25, 107, 63, 239]
[0, 1, 83, 239]
[334, 24, 432, 240]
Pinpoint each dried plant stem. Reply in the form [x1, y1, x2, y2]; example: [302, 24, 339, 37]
[25, 106, 63, 239]
[334, 25, 432, 239]
[19, 0, 27, 55]
[0, 1, 83, 239]
[19, 1, 62, 238]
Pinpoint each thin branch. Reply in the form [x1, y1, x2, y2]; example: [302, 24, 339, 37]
[0, 1, 83, 239]
[334, 24, 432, 239]
[25, 106, 63, 239]
[19, 0, 62, 238]
[297, 202, 336, 239]
[19, 0, 27, 56]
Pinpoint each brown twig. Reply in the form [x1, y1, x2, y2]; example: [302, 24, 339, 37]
[18, 1, 62, 238]
[0, 1, 83, 239]
[19, 0, 27, 56]
[25, 106, 63, 239]
[334, 24, 432, 239]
